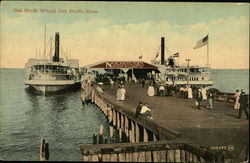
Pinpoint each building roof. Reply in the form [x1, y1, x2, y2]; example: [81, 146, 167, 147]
[86, 61, 158, 69]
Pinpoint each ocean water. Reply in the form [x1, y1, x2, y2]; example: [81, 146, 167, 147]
[210, 69, 249, 94]
[0, 68, 110, 161]
[0, 68, 249, 161]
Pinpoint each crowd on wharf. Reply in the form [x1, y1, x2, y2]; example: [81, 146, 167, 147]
[82, 72, 249, 120]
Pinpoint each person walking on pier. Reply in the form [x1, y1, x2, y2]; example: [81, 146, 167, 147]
[110, 79, 114, 90]
[148, 84, 155, 96]
[201, 86, 207, 100]
[234, 90, 240, 110]
[238, 91, 249, 120]
[116, 86, 122, 101]
[159, 84, 165, 96]
[188, 85, 193, 99]
[141, 78, 145, 88]
[196, 89, 203, 109]
[120, 85, 126, 101]
[206, 91, 213, 109]
[179, 86, 184, 98]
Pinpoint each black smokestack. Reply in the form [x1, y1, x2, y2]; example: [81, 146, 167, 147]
[161, 37, 165, 65]
[53, 32, 60, 62]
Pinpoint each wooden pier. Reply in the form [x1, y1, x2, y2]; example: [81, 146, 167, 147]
[80, 141, 228, 162]
[80, 82, 249, 162]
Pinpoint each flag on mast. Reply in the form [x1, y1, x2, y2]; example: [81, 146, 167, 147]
[154, 52, 159, 60]
[173, 52, 179, 57]
[193, 35, 208, 49]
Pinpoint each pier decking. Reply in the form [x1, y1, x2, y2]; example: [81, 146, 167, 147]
[103, 84, 248, 147]
[80, 82, 249, 162]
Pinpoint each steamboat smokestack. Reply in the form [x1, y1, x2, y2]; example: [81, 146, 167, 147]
[161, 37, 165, 65]
[53, 32, 60, 62]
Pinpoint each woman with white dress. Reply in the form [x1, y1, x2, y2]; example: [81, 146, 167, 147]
[148, 84, 155, 96]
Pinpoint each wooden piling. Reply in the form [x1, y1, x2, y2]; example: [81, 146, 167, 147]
[132, 152, 139, 162]
[110, 153, 118, 161]
[130, 121, 135, 143]
[121, 114, 125, 129]
[138, 151, 146, 162]
[113, 110, 117, 127]
[93, 134, 97, 144]
[119, 128, 122, 141]
[143, 127, 148, 142]
[125, 153, 133, 162]
[40, 138, 49, 161]
[152, 151, 161, 162]
[124, 116, 129, 137]
[135, 122, 140, 143]
[145, 151, 152, 162]
[175, 149, 181, 162]
[167, 150, 174, 162]
[109, 126, 114, 139]
[102, 154, 111, 161]
[180, 149, 186, 162]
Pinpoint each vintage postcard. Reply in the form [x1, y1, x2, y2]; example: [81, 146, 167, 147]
[0, 1, 249, 162]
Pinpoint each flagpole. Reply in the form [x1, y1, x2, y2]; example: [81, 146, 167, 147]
[207, 33, 209, 68]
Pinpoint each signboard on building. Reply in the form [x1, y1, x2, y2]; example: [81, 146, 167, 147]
[90, 61, 158, 69]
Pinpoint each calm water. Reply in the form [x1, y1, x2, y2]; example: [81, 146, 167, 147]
[0, 68, 110, 161]
[210, 69, 249, 94]
[0, 68, 249, 161]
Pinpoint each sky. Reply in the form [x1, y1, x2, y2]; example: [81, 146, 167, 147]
[0, 1, 249, 69]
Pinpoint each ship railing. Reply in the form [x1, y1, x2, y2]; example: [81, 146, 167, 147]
[26, 73, 81, 81]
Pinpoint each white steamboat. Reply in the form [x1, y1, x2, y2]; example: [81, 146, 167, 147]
[151, 37, 213, 87]
[25, 32, 81, 93]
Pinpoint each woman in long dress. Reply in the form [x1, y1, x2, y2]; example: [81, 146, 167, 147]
[188, 86, 193, 99]
[116, 86, 121, 101]
[234, 90, 240, 109]
[120, 86, 126, 101]
[148, 85, 155, 96]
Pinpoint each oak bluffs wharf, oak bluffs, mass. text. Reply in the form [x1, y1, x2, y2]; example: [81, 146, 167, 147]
[13, 8, 98, 14]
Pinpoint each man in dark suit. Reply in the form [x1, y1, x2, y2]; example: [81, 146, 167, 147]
[135, 102, 143, 118]
[238, 91, 249, 120]
[196, 89, 203, 109]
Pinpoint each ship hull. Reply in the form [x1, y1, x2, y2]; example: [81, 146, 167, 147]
[29, 83, 81, 93]
[25, 80, 81, 93]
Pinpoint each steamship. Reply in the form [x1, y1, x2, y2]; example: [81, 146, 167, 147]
[151, 37, 213, 87]
[24, 32, 81, 93]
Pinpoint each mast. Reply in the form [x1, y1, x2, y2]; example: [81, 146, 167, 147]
[43, 25, 46, 73]
[50, 37, 53, 60]
[185, 59, 191, 85]
[207, 33, 209, 68]
[161, 37, 165, 65]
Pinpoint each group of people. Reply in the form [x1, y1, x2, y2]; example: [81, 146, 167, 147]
[195, 88, 213, 110]
[234, 89, 249, 120]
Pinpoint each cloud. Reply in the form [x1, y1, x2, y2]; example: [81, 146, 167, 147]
[0, 11, 249, 69]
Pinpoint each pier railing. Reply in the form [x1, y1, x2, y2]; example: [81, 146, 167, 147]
[80, 141, 227, 162]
